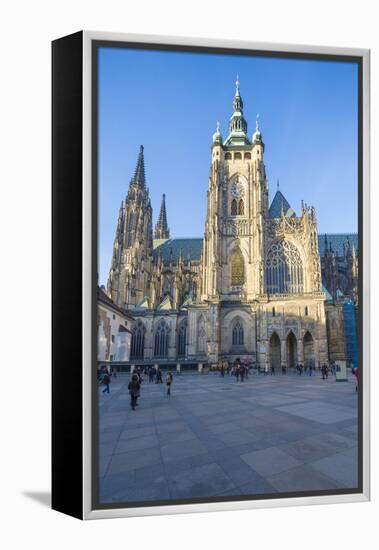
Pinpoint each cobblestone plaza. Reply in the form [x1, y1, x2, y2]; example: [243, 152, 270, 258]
[98, 371, 358, 504]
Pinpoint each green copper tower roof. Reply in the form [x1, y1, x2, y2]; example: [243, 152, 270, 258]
[223, 76, 251, 147]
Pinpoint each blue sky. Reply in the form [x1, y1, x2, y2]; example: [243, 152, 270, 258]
[98, 46, 358, 286]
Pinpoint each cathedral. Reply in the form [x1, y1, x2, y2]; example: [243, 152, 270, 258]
[106, 79, 358, 370]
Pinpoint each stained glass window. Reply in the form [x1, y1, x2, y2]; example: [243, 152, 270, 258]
[232, 321, 244, 345]
[131, 321, 145, 359]
[265, 240, 304, 295]
[231, 248, 245, 286]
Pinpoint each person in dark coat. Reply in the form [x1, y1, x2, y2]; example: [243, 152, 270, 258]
[156, 367, 163, 384]
[166, 371, 173, 397]
[352, 367, 359, 392]
[240, 364, 245, 382]
[128, 373, 141, 410]
[321, 363, 327, 380]
[102, 372, 111, 394]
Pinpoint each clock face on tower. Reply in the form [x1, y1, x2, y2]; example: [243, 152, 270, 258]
[231, 180, 244, 198]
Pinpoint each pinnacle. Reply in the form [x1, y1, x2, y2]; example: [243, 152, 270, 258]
[133, 145, 146, 188]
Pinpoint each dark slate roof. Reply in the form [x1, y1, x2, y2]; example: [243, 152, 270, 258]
[152, 234, 358, 263]
[318, 234, 358, 257]
[269, 190, 296, 218]
[153, 238, 203, 262]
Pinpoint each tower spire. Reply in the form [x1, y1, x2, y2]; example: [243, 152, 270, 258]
[154, 193, 170, 239]
[133, 145, 146, 188]
[224, 77, 250, 146]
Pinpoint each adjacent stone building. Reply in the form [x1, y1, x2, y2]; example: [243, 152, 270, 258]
[97, 287, 134, 363]
[106, 79, 358, 368]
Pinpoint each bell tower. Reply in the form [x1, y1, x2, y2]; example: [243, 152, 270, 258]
[202, 78, 269, 302]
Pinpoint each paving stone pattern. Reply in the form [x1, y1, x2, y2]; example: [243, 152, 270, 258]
[98, 371, 358, 504]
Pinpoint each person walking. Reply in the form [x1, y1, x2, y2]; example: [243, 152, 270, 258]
[270, 364, 275, 375]
[128, 373, 141, 410]
[220, 362, 225, 378]
[166, 371, 173, 397]
[102, 371, 111, 394]
[240, 364, 245, 382]
[264, 364, 269, 376]
[352, 367, 359, 392]
[150, 366, 156, 383]
[321, 363, 327, 380]
[156, 367, 163, 384]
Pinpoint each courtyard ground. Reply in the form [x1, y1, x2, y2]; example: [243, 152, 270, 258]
[98, 370, 358, 504]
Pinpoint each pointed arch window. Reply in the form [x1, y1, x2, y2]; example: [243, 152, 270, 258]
[232, 320, 244, 346]
[177, 319, 187, 357]
[238, 199, 244, 215]
[231, 199, 237, 215]
[231, 248, 245, 286]
[154, 319, 169, 357]
[131, 321, 145, 359]
[265, 240, 304, 295]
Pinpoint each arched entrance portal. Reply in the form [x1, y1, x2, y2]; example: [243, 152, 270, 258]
[303, 331, 315, 368]
[269, 332, 281, 369]
[286, 332, 297, 369]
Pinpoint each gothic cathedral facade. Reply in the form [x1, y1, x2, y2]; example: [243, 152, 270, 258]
[106, 80, 358, 369]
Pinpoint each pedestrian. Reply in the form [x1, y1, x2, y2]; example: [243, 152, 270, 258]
[166, 371, 173, 397]
[156, 367, 163, 384]
[270, 364, 275, 375]
[264, 364, 269, 376]
[352, 367, 358, 392]
[240, 364, 245, 382]
[102, 371, 111, 394]
[150, 366, 156, 383]
[321, 363, 327, 380]
[128, 373, 141, 410]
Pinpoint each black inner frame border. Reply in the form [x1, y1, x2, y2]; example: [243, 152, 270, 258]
[91, 39, 364, 511]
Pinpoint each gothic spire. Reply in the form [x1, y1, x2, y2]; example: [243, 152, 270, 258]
[224, 76, 250, 146]
[133, 145, 146, 188]
[154, 193, 170, 239]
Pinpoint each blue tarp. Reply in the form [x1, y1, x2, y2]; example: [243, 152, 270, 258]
[343, 299, 359, 369]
